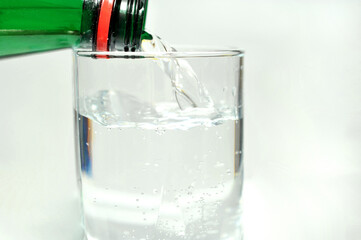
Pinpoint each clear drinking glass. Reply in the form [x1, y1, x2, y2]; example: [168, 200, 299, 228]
[74, 48, 244, 240]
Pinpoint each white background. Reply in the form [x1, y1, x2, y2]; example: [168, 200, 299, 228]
[0, 0, 361, 240]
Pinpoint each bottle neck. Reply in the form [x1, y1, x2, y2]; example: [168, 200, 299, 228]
[79, 0, 148, 52]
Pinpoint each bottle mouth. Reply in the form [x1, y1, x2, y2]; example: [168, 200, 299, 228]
[80, 0, 148, 52]
[109, 0, 148, 52]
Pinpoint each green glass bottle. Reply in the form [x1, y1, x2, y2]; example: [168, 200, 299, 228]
[0, 0, 148, 57]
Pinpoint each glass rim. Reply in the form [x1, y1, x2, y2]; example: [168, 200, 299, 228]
[75, 46, 243, 59]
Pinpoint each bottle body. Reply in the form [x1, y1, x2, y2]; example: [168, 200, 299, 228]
[0, 0, 148, 57]
[0, 0, 83, 57]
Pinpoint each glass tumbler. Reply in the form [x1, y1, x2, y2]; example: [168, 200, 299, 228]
[73, 48, 244, 240]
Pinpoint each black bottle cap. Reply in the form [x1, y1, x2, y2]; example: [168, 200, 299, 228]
[79, 0, 148, 52]
[109, 0, 148, 52]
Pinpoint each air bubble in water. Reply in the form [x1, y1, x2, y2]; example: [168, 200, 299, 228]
[155, 128, 166, 135]
[215, 161, 225, 167]
[232, 87, 237, 96]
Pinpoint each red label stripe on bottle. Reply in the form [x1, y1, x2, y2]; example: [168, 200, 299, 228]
[96, 0, 116, 55]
